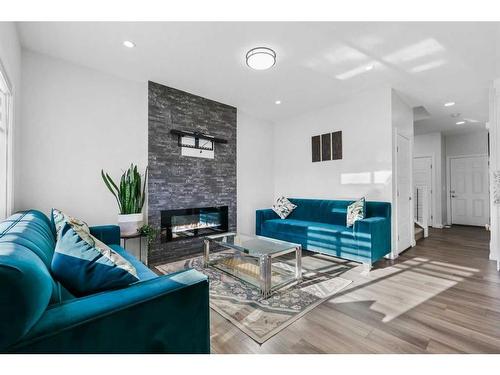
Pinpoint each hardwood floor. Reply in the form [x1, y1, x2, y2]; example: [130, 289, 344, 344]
[210, 226, 500, 353]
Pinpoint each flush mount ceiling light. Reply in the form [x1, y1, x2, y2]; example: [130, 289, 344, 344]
[246, 47, 276, 70]
[275, 100, 281, 105]
[123, 40, 136, 48]
[456, 121, 466, 125]
[444, 101, 455, 107]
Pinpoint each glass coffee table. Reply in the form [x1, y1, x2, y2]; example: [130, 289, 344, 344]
[203, 232, 302, 298]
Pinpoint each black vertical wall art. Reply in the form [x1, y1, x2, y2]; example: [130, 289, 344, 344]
[311, 135, 321, 162]
[332, 131, 343, 160]
[321, 133, 331, 161]
[311, 131, 342, 162]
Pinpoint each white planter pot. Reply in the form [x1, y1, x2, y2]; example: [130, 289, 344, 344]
[117, 213, 143, 236]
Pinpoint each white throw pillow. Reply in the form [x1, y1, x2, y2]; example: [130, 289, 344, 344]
[272, 196, 297, 219]
[346, 197, 366, 227]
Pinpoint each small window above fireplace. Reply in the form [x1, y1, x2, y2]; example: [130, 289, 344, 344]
[161, 206, 228, 242]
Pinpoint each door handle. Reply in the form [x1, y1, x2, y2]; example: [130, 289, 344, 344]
[451, 194, 456, 198]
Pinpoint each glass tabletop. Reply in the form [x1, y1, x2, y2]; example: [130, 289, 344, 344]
[205, 232, 299, 257]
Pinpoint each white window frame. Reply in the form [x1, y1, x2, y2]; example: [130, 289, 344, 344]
[0, 58, 14, 219]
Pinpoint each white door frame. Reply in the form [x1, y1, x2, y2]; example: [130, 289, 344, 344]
[0, 58, 13, 218]
[392, 129, 414, 259]
[413, 154, 436, 227]
[489, 80, 499, 270]
[446, 153, 489, 226]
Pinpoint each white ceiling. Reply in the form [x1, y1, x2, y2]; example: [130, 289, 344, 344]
[17, 22, 500, 134]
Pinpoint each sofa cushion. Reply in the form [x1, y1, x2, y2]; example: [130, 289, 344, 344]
[110, 245, 157, 282]
[287, 199, 351, 226]
[0, 243, 54, 351]
[0, 210, 56, 268]
[48, 279, 76, 305]
[260, 219, 358, 258]
[51, 211, 140, 296]
[262, 219, 354, 240]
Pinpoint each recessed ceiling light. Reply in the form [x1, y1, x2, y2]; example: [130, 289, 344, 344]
[246, 47, 276, 70]
[456, 121, 466, 125]
[365, 65, 374, 71]
[123, 40, 135, 48]
[444, 102, 455, 107]
[275, 100, 281, 105]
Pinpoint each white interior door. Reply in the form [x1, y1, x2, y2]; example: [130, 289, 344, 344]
[397, 134, 412, 253]
[450, 156, 489, 226]
[413, 156, 433, 225]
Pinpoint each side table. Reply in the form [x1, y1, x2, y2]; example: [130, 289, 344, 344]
[120, 233, 146, 264]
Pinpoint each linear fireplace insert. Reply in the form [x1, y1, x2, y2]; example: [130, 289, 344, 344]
[161, 206, 228, 242]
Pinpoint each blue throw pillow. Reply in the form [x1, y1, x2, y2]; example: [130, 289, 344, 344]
[51, 210, 139, 296]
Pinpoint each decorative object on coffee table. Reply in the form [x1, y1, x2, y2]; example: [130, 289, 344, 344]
[101, 164, 148, 236]
[203, 232, 302, 298]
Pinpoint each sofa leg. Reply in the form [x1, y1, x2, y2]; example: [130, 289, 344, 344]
[362, 263, 372, 274]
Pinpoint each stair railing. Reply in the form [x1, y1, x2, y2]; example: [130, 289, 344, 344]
[414, 185, 429, 238]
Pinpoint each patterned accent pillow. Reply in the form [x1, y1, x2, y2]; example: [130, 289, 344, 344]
[52, 208, 90, 236]
[346, 197, 366, 227]
[272, 196, 297, 219]
[51, 209, 139, 296]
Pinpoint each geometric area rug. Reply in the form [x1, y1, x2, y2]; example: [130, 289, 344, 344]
[155, 254, 352, 344]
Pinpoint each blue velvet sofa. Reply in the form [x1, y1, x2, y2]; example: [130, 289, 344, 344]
[256, 198, 391, 269]
[0, 210, 210, 353]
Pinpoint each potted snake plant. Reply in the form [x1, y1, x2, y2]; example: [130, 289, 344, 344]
[101, 164, 148, 236]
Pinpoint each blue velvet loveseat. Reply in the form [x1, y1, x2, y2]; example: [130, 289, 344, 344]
[256, 198, 391, 269]
[0, 210, 210, 353]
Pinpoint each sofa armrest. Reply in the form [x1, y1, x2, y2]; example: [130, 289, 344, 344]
[89, 225, 121, 246]
[353, 217, 391, 263]
[9, 269, 210, 354]
[256, 209, 279, 235]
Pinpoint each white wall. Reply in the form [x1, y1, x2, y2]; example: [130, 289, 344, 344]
[0, 22, 22, 216]
[273, 87, 393, 202]
[445, 130, 489, 157]
[391, 90, 414, 251]
[18, 50, 274, 240]
[237, 111, 274, 234]
[18, 50, 148, 225]
[414, 132, 445, 227]
[391, 90, 413, 139]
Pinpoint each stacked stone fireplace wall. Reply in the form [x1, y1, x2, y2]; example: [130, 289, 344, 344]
[148, 81, 237, 265]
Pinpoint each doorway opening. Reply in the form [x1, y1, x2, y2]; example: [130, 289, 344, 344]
[448, 155, 490, 227]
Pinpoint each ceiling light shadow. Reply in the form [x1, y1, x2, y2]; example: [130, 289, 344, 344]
[384, 38, 445, 65]
[409, 59, 447, 73]
[335, 61, 380, 80]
